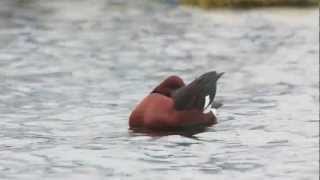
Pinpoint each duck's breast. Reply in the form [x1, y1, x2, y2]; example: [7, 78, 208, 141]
[129, 93, 174, 129]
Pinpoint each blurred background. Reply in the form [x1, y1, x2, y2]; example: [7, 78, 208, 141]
[0, 0, 318, 180]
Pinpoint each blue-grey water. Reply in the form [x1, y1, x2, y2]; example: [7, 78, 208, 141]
[0, 0, 318, 179]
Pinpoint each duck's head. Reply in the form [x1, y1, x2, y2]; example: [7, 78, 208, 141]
[151, 75, 185, 97]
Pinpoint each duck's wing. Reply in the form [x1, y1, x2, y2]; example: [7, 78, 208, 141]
[172, 71, 224, 111]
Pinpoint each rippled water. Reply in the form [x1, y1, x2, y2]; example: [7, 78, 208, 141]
[0, 0, 318, 179]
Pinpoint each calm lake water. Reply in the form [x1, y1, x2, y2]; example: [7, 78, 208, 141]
[0, 0, 318, 179]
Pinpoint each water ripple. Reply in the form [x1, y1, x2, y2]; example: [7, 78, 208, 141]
[0, 1, 318, 180]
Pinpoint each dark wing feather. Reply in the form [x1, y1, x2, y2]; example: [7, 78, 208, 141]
[172, 71, 224, 111]
[212, 101, 223, 109]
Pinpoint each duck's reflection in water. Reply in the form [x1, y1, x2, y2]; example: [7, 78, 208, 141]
[129, 126, 211, 138]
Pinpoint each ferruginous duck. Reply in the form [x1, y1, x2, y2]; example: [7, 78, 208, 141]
[129, 71, 224, 131]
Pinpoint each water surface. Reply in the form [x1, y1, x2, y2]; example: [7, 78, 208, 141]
[0, 0, 318, 179]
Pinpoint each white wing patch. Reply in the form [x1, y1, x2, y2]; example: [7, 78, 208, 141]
[204, 95, 210, 109]
[210, 108, 217, 116]
[203, 95, 210, 113]
[203, 95, 217, 115]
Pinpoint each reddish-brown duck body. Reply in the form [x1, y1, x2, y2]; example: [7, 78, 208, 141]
[129, 71, 223, 131]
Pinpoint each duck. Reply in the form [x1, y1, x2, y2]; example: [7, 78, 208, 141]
[129, 71, 224, 131]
